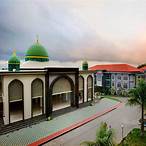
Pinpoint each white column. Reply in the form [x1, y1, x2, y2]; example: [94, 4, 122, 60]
[23, 78, 31, 119]
[3, 77, 9, 125]
[84, 76, 87, 102]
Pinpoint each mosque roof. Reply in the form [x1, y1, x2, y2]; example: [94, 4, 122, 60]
[25, 40, 49, 62]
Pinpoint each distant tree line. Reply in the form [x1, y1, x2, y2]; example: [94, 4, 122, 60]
[137, 63, 146, 69]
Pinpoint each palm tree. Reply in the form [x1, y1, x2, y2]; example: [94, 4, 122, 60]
[80, 122, 115, 146]
[128, 79, 146, 137]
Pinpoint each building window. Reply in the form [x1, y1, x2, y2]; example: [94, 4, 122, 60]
[112, 82, 114, 86]
[106, 80, 111, 87]
[117, 75, 121, 80]
[105, 74, 111, 79]
[123, 76, 128, 80]
[123, 83, 128, 89]
[117, 82, 121, 87]
[112, 75, 114, 80]
[97, 74, 102, 81]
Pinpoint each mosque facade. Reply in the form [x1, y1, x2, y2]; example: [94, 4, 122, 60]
[0, 40, 95, 127]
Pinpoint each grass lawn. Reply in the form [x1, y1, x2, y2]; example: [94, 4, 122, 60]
[118, 128, 146, 146]
[103, 95, 122, 102]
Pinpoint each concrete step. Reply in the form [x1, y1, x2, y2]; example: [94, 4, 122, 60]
[0, 115, 47, 136]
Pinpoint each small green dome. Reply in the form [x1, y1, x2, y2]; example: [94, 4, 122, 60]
[25, 41, 49, 62]
[8, 51, 20, 71]
[8, 52, 20, 64]
[82, 60, 88, 71]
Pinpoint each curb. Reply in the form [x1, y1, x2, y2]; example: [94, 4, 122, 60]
[28, 102, 123, 146]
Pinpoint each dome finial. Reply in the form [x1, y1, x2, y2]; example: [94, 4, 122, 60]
[13, 49, 16, 56]
[36, 34, 39, 44]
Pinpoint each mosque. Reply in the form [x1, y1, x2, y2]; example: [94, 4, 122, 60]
[0, 39, 95, 128]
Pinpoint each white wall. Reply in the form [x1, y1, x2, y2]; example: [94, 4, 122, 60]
[80, 73, 94, 102]
[3, 74, 45, 125]
[2, 71, 94, 125]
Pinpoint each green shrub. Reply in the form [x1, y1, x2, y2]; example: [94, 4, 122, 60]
[118, 128, 146, 146]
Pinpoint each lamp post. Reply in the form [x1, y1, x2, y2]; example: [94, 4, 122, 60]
[121, 124, 124, 146]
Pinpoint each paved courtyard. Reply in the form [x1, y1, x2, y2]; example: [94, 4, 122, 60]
[45, 98, 140, 146]
[0, 98, 119, 146]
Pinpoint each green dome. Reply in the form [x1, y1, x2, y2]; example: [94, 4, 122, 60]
[8, 51, 20, 71]
[25, 42, 49, 62]
[82, 60, 88, 71]
[8, 52, 20, 64]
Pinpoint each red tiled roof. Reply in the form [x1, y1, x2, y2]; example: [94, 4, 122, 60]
[89, 64, 142, 73]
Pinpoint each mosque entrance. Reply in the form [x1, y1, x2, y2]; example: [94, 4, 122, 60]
[50, 76, 74, 111]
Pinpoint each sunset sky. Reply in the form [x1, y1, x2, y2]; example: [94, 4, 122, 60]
[0, 0, 146, 66]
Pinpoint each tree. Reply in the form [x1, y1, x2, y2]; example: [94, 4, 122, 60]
[137, 63, 146, 69]
[128, 79, 146, 137]
[110, 87, 116, 96]
[80, 122, 115, 146]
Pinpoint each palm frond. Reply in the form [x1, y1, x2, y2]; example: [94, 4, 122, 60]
[127, 97, 141, 106]
[95, 122, 115, 146]
[127, 79, 146, 106]
[81, 122, 115, 146]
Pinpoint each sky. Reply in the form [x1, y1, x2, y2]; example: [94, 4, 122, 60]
[0, 0, 146, 67]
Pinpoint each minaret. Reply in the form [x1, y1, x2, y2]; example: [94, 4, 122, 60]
[82, 60, 88, 70]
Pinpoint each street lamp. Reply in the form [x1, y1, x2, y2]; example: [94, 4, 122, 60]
[121, 124, 124, 139]
[121, 124, 124, 146]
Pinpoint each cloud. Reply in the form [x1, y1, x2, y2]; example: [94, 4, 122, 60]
[0, 0, 146, 65]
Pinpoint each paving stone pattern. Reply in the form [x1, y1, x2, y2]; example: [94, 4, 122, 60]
[0, 98, 118, 146]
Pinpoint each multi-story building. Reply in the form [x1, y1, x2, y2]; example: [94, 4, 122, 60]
[90, 64, 142, 95]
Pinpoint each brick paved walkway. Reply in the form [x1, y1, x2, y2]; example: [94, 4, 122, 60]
[0, 98, 120, 146]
